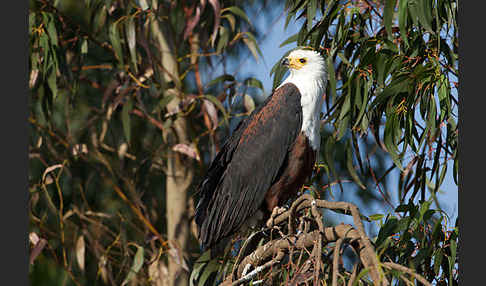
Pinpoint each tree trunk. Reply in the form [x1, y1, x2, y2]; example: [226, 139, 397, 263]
[163, 99, 193, 286]
[149, 2, 194, 284]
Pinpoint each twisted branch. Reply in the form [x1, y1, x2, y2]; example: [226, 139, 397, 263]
[382, 262, 432, 286]
[230, 195, 431, 286]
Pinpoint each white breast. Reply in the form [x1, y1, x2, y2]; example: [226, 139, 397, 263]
[278, 74, 326, 151]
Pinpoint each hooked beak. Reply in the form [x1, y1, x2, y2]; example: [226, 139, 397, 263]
[282, 57, 290, 67]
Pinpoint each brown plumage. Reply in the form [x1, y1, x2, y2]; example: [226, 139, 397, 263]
[264, 133, 316, 212]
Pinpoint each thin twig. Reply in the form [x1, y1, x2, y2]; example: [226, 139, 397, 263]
[366, 154, 396, 212]
[131, 108, 166, 131]
[232, 251, 284, 286]
[332, 239, 343, 286]
[382, 262, 432, 286]
[347, 263, 359, 286]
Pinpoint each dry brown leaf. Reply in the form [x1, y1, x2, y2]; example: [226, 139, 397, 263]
[402, 156, 418, 178]
[98, 254, 109, 284]
[208, 0, 221, 47]
[72, 144, 88, 156]
[36, 136, 42, 148]
[172, 143, 200, 161]
[42, 164, 63, 185]
[148, 259, 169, 286]
[29, 232, 40, 245]
[76, 235, 85, 272]
[243, 94, 255, 113]
[29, 237, 47, 265]
[85, 211, 113, 218]
[118, 142, 128, 159]
[203, 99, 218, 130]
[63, 209, 74, 220]
[183, 0, 207, 40]
[29, 69, 39, 89]
[168, 246, 189, 272]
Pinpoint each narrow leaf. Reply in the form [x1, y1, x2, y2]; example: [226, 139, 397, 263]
[369, 214, 385, 221]
[109, 21, 124, 66]
[158, 94, 176, 111]
[222, 6, 251, 25]
[326, 56, 336, 102]
[279, 33, 298, 48]
[433, 249, 443, 275]
[184, 2, 203, 40]
[208, 0, 221, 47]
[207, 74, 235, 87]
[126, 17, 138, 73]
[42, 164, 63, 184]
[346, 140, 366, 190]
[121, 245, 144, 286]
[244, 77, 264, 91]
[203, 99, 219, 131]
[307, 0, 317, 31]
[29, 238, 47, 265]
[222, 14, 235, 31]
[46, 18, 58, 47]
[398, 0, 409, 47]
[243, 94, 255, 113]
[216, 26, 229, 53]
[204, 94, 229, 126]
[122, 97, 133, 144]
[384, 0, 397, 37]
[81, 38, 88, 54]
[47, 68, 58, 100]
[173, 143, 200, 161]
[198, 260, 220, 286]
[76, 235, 85, 272]
[243, 32, 262, 61]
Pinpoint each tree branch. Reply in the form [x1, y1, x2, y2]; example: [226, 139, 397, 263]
[233, 195, 398, 285]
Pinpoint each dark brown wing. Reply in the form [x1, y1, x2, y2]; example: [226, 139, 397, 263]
[195, 83, 303, 251]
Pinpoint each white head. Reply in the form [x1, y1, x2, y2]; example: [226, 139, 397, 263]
[279, 48, 327, 151]
[282, 49, 326, 80]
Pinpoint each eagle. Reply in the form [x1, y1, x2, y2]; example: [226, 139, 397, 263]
[195, 49, 327, 254]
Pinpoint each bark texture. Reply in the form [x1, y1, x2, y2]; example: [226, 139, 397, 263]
[150, 2, 194, 284]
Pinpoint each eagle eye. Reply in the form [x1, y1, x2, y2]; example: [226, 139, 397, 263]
[299, 58, 307, 64]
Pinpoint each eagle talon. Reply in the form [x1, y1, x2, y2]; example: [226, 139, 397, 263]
[272, 206, 287, 216]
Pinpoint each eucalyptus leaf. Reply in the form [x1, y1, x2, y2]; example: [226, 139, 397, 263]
[109, 21, 124, 66]
[126, 17, 138, 73]
[122, 97, 133, 144]
[222, 6, 251, 25]
[121, 245, 144, 286]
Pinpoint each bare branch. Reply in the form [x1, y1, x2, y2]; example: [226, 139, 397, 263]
[332, 239, 343, 286]
[382, 262, 432, 286]
[232, 251, 284, 286]
[232, 195, 394, 285]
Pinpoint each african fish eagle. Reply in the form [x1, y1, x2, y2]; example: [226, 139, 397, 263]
[195, 49, 327, 254]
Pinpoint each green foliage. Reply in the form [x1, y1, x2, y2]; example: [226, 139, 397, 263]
[29, 0, 265, 284]
[272, 0, 458, 206]
[374, 200, 459, 285]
